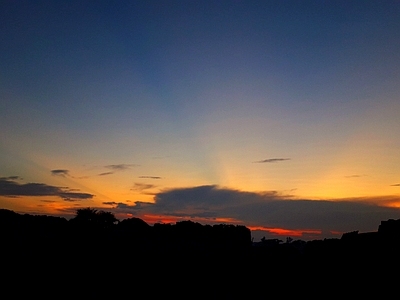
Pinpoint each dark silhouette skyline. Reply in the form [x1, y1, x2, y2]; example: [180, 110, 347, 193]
[2, 206, 400, 296]
[2, 207, 400, 262]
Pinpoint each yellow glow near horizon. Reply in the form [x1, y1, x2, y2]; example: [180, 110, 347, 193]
[2, 100, 400, 221]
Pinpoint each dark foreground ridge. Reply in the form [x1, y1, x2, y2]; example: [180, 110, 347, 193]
[1, 207, 400, 294]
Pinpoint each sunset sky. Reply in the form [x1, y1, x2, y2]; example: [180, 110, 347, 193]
[1, 0, 400, 241]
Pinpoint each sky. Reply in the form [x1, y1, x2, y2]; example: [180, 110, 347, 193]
[1, 0, 400, 241]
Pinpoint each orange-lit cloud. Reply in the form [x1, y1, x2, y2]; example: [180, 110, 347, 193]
[248, 226, 321, 238]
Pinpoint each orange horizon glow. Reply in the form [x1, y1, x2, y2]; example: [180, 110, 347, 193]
[137, 214, 243, 226]
[248, 226, 322, 238]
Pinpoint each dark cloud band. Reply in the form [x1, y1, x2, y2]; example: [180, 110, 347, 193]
[0, 177, 93, 201]
[106, 185, 400, 239]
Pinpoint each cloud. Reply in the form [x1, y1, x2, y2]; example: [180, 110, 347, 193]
[100, 201, 155, 217]
[99, 172, 114, 176]
[131, 183, 156, 192]
[98, 164, 139, 176]
[1, 176, 22, 180]
[51, 169, 69, 177]
[0, 177, 94, 201]
[139, 176, 162, 179]
[253, 158, 290, 163]
[105, 164, 138, 171]
[63, 198, 80, 202]
[116, 201, 154, 210]
[103, 201, 119, 206]
[391, 183, 400, 187]
[110, 185, 400, 240]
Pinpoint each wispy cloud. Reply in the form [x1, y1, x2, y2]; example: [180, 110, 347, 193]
[103, 201, 154, 211]
[1, 176, 22, 181]
[103, 201, 119, 206]
[51, 169, 70, 177]
[0, 177, 93, 201]
[131, 183, 156, 192]
[391, 183, 400, 187]
[98, 164, 139, 176]
[139, 176, 162, 179]
[105, 164, 138, 171]
[253, 158, 290, 163]
[99, 172, 114, 176]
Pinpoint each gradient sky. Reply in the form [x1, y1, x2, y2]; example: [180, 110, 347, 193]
[1, 0, 400, 241]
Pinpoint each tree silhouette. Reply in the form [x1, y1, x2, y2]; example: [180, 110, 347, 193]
[97, 210, 118, 229]
[74, 207, 98, 223]
[70, 207, 118, 231]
